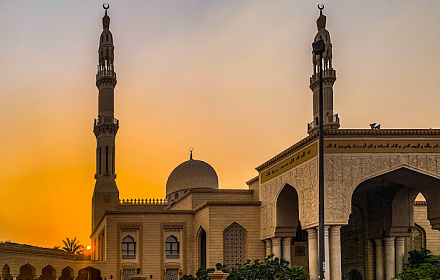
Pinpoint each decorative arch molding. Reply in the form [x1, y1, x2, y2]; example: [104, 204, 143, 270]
[325, 153, 440, 226]
[260, 158, 318, 239]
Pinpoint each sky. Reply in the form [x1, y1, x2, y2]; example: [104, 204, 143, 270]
[0, 0, 439, 248]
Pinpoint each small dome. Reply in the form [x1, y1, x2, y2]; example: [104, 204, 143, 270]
[166, 159, 219, 196]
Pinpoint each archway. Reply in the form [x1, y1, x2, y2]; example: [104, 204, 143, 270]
[59, 267, 73, 280]
[273, 184, 307, 268]
[40, 266, 56, 280]
[341, 167, 440, 280]
[76, 268, 101, 280]
[18, 264, 36, 280]
[2, 264, 12, 280]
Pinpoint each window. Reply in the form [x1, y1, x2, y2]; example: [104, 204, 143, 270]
[223, 223, 245, 268]
[175, 193, 179, 199]
[122, 235, 136, 259]
[165, 235, 180, 259]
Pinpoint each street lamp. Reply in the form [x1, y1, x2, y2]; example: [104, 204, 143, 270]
[312, 36, 325, 279]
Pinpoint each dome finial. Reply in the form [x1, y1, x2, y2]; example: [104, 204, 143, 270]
[189, 147, 194, 160]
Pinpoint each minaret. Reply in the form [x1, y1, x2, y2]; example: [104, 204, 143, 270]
[92, 4, 119, 230]
[307, 6, 339, 134]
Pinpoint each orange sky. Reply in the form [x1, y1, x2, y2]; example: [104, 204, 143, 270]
[0, 1, 439, 248]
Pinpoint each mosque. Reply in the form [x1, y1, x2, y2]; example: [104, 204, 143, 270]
[2, 5, 440, 280]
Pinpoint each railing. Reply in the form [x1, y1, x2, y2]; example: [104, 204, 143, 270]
[307, 114, 339, 131]
[120, 198, 168, 205]
[122, 254, 136, 259]
[166, 254, 180, 259]
[94, 117, 119, 126]
[96, 69, 116, 79]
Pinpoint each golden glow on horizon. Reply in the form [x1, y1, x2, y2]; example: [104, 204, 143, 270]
[0, 1, 439, 248]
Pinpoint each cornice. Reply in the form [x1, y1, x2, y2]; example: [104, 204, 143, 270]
[193, 201, 261, 213]
[246, 176, 259, 185]
[0, 244, 80, 259]
[256, 129, 440, 172]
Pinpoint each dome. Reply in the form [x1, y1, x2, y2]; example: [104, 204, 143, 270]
[166, 158, 219, 196]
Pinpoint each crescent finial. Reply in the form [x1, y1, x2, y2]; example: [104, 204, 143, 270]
[103, 3, 110, 10]
[189, 147, 194, 160]
[318, 4, 324, 15]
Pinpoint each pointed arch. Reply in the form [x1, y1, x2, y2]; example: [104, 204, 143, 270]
[197, 227, 207, 269]
[18, 264, 36, 280]
[40, 265, 56, 280]
[165, 235, 179, 258]
[59, 267, 74, 280]
[2, 264, 12, 280]
[77, 267, 101, 280]
[275, 183, 299, 237]
[223, 222, 246, 268]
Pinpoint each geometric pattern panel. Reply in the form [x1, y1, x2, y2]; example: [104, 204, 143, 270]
[223, 223, 245, 268]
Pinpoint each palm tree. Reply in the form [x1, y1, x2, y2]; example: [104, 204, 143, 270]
[62, 237, 84, 254]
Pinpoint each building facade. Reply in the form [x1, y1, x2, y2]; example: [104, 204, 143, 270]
[2, 6, 440, 280]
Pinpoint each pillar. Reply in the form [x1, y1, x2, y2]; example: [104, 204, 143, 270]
[384, 237, 395, 280]
[272, 237, 282, 259]
[307, 228, 319, 280]
[329, 226, 342, 280]
[324, 226, 330, 280]
[265, 239, 272, 258]
[374, 239, 384, 280]
[282, 237, 292, 264]
[395, 237, 405, 275]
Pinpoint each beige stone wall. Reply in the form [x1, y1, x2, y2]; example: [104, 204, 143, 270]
[169, 195, 192, 210]
[205, 204, 264, 268]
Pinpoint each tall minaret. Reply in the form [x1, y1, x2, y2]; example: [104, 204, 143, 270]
[307, 6, 339, 134]
[92, 4, 119, 230]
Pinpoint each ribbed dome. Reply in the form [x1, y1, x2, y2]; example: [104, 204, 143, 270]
[166, 159, 219, 196]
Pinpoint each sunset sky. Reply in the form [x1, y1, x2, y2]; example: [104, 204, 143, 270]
[0, 0, 439, 248]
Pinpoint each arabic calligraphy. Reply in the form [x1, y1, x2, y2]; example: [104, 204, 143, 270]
[324, 140, 440, 153]
[261, 143, 317, 183]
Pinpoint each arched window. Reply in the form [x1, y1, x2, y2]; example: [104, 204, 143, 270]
[223, 223, 245, 268]
[165, 235, 180, 259]
[122, 235, 136, 259]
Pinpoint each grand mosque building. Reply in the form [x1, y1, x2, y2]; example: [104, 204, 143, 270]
[2, 6, 440, 280]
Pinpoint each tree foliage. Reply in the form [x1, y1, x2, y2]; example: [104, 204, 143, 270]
[395, 249, 440, 280]
[62, 237, 84, 254]
[181, 256, 308, 280]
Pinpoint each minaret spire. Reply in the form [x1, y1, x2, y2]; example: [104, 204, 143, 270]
[307, 5, 339, 134]
[92, 4, 119, 230]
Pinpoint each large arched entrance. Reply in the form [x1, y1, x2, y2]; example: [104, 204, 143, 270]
[341, 167, 440, 280]
[59, 267, 74, 280]
[271, 184, 308, 268]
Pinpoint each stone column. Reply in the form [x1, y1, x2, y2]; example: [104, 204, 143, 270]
[374, 239, 384, 280]
[384, 237, 396, 280]
[395, 237, 405, 275]
[272, 237, 282, 259]
[324, 226, 330, 280]
[329, 226, 342, 280]
[282, 237, 292, 265]
[307, 228, 319, 280]
[265, 239, 272, 258]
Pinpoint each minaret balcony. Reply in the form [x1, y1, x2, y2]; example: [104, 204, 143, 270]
[94, 117, 119, 126]
[96, 69, 116, 80]
[307, 113, 340, 133]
